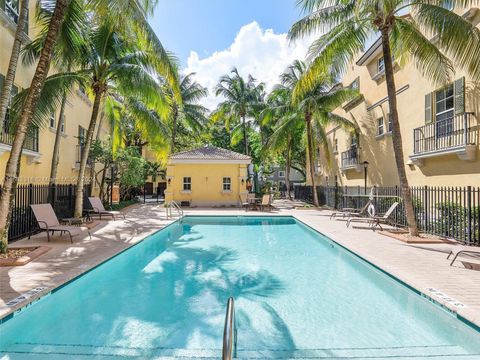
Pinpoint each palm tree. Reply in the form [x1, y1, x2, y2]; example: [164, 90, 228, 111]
[274, 60, 356, 206]
[0, 0, 174, 251]
[0, 0, 71, 252]
[262, 88, 305, 199]
[0, 0, 29, 127]
[168, 72, 208, 151]
[22, 0, 87, 188]
[214, 68, 264, 156]
[69, 18, 175, 218]
[289, 0, 480, 235]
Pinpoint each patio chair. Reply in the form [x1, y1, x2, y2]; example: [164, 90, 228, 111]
[30, 204, 91, 243]
[330, 200, 372, 220]
[347, 202, 399, 231]
[87, 197, 125, 220]
[260, 194, 274, 212]
[239, 195, 250, 210]
[447, 249, 480, 267]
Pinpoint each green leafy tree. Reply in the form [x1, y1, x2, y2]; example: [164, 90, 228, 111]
[289, 0, 480, 234]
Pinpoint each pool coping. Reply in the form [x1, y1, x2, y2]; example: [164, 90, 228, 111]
[1, 213, 479, 335]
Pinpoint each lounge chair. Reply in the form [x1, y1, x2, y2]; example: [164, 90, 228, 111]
[330, 200, 372, 220]
[260, 194, 274, 212]
[347, 202, 399, 231]
[87, 197, 125, 220]
[30, 204, 91, 243]
[447, 249, 480, 267]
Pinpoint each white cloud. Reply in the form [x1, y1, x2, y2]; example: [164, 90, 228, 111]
[183, 21, 315, 110]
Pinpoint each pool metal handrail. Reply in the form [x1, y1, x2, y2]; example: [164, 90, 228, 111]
[222, 297, 237, 360]
[166, 201, 184, 219]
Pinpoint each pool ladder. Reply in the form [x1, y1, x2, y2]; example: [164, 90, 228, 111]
[166, 201, 184, 220]
[222, 297, 237, 360]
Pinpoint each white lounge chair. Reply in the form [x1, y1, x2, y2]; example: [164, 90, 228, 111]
[260, 194, 274, 211]
[87, 197, 125, 220]
[30, 204, 91, 243]
[347, 202, 399, 231]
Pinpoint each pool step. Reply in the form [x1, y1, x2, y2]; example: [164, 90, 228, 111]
[2, 343, 480, 359]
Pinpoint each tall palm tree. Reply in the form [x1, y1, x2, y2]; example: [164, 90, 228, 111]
[289, 0, 480, 235]
[275, 60, 356, 206]
[262, 88, 305, 200]
[0, 0, 71, 252]
[214, 68, 263, 156]
[69, 19, 174, 218]
[22, 0, 87, 187]
[168, 72, 208, 151]
[0, 0, 29, 127]
[0, 0, 166, 251]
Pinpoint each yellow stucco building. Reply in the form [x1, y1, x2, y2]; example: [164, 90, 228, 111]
[165, 146, 251, 207]
[1, 0, 110, 193]
[315, 7, 480, 188]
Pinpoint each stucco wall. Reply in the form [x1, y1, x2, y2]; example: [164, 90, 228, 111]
[316, 7, 480, 188]
[165, 163, 249, 207]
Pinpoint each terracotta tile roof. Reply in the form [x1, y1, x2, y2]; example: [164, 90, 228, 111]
[170, 146, 251, 161]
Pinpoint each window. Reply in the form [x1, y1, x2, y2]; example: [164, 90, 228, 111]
[49, 112, 56, 128]
[377, 117, 385, 136]
[435, 84, 454, 137]
[222, 177, 231, 191]
[441, 0, 453, 10]
[351, 134, 358, 148]
[387, 113, 393, 133]
[377, 57, 385, 74]
[278, 170, 285, 178]
[5, 0, 19, 23]
[334, 138, 338, 153]
[349, 78, 359, 90]
[183, 177, 191, 191]
[78, 126, 86, 144]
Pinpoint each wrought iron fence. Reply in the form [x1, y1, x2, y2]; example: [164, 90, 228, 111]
[3, 183, 91, 242]
[294, 184, 480, 245]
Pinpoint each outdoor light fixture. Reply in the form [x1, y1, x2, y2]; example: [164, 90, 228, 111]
[241, 179, 245, 185]
[362, 161, 369, 194]
[167, 178, 171, 185]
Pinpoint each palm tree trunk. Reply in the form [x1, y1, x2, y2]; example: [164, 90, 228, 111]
[87, 110, 105, 196]
[0, 0, 70, 251]
[0, 0, 29, 126]
[380, 27, 419, 236]
[48, 92, 67, 187]
[306, 113, 319, 207]
[242, 115, 248, 155]
[285, 136, 292, 200]
[74, 89, 103, 218]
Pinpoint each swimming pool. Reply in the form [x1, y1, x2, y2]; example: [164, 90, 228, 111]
[1, 216, 480, 359]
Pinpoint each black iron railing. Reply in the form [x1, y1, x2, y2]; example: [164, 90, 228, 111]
[294, 184, 480, 246]
[341, 147, 359, 169]
[1, 123, 39, 152]
[413, 113, 476, 154]
[4, 183, 92, 242]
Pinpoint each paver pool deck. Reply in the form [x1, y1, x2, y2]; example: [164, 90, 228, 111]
[1, 201, 480, 329]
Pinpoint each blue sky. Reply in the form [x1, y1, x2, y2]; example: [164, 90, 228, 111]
[151, 0, 302, 66]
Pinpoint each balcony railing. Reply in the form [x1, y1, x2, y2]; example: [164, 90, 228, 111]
[1, 122, 39, 153]
[4, 0, 19, 23]
[413, 113, 476, 155]
[341, 147, 359, 169]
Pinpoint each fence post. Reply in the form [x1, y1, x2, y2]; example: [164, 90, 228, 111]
[467, 185, 472, 245]
[334, 183, 338, 209]
[28, 183, 33, 205]
[68, 184, 73, 213]
[423, 185, 428, 232]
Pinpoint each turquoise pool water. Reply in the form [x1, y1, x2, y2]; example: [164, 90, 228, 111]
[1, 216, 480, 359]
